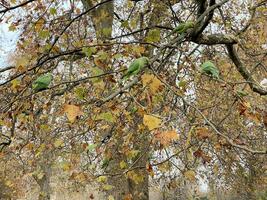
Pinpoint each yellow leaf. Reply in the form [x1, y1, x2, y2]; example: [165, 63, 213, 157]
[35, 18, 45, 32]
[108, 195, 115, 200]
[61, 162, 71, 171]
[11, 79, 20, 91]
[158, 162, 171, 173]
[154, 130, 179, 146]
[120, 161, 127, 169]
[184, 170, 196, 182]
[97, 176, 107, 183]
[63, 104, 83, 123]
[26, 143, 34, 151]
[143, 114, 162, 130]
[126, 171, 144, 184]
[54, 139, 64, 148]
[5, 180, 13, 187]
[15, 56, 29, 69]
[141, 74, 162, 94]
[103, 184, 113, 191]
[126, 150, 140, 160]
[96, 112, 115, 123]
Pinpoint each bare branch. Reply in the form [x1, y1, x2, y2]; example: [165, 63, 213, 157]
[0, 66, 14, 73]
[194, 33, 237, 45]
[226, 44, 267, 95]
[0, 0, 36, 14]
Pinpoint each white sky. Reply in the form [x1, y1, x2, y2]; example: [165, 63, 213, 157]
[0, 22, 20, 67]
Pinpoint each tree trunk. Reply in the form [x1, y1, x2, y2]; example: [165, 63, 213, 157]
[81, 1, 150, 199]
[33, 155, 52, 200]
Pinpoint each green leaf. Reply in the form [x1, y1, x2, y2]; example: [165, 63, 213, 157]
[75, 87, 87, 100]
[82, 47, 97, 58]
[101, 158, 110, 169]
[39, 30, 50, 39]
[97, 176, 107, 183]
[90, 67, 104, 83]
[49, 8, 57, 15]
[120, 160, 127, 169]
[86, 143, 97, 152]
[103, 184, 113, 191]
[145, 29, 161, 43]
[121, 20, 129, 29]
[96, 112, 115, 123]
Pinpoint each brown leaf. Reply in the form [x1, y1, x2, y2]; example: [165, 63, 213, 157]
[184, 170, 196, 182]
[195, 127, 211, 140]
[233, 138, 246, 145]
[141, 74, 163, 94]
[245, 111, 261, 124]
[202, 154, 212, 163]
[154, 130, 179, 147]
[193, 149, 203, 158]
[63, 104, 83, 123]
[124, 194, 133, 200]
[146, 163, 154, 177]
[193, 149, 212, 163]
[238, 101, 250, 116]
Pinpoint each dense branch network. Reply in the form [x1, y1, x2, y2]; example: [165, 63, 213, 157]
[0, 0, 266, 155]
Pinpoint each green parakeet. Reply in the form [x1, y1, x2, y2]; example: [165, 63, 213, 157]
[32, 73, 52, 92]
[166, 21, 195, 38]
[200, 61, 219, 79]
[123, 57, 149, 80]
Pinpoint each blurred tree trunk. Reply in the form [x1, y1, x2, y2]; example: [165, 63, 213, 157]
[81, 1, 151, 199]
[33, 154, 52, 200]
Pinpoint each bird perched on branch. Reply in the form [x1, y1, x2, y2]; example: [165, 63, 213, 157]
[122, 57, 150, 80]
[166, 21, 195, 38]
[32, 73, 52, 92]
[200, 61, 219, 79]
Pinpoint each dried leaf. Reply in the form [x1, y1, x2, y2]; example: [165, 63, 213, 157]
[154, 130, 179, 146]
[63, 104, 83, 123]
[195, 127, 211, 140]
[124, 194, 133, 200]
[193, 149, 212, 163]
[184, 170, 196, 182]
[141, 74, 162, 94]
[143, 114, 162, 130]
[54, 139, 64, 148]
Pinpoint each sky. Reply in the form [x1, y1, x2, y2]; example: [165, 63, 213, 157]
[0, 22, 20, 67]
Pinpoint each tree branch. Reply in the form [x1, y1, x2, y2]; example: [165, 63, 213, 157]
[226, 44, 267, 95]
[191, 0, 229, 38]
[0, 0, 36, 14]
[193, 33, 237, 45]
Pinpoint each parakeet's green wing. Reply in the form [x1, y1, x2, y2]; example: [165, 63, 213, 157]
[174, 23, 186, 33]
[33, 73, 52, 91]
[123, 57, 149, 79]
[200, 61, 219, 78]
[127, 59, 141, 74]
[166, 21, 195, 38]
